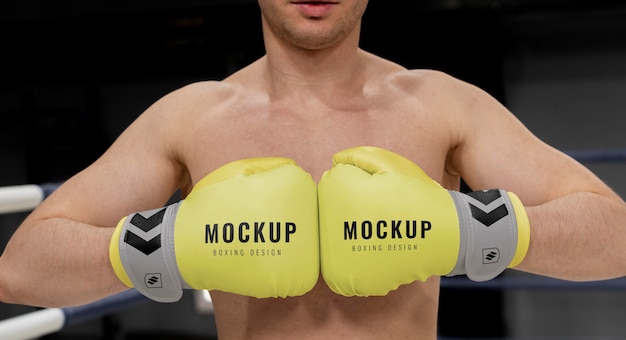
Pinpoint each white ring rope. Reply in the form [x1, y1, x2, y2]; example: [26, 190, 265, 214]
[0, 185, 44, 215]
[0, 183, 61, 214]
[0, 308, 65, 340]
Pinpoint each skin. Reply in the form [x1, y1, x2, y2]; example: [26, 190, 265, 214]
[2, 0, 626, 339]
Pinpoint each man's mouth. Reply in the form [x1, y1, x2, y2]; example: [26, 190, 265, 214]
[293, 1, 337, 17]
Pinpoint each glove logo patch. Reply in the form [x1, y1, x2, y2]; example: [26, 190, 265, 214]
[145, 273, 163, 288]
[482, 248, 500, 264]
[467, 190, 509, 227]
[124, 209, 165, 255]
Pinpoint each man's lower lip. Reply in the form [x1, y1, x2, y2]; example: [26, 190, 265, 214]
[295, 3, 334, 17]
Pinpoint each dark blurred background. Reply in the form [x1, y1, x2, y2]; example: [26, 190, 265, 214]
[2, 1, 626, 339]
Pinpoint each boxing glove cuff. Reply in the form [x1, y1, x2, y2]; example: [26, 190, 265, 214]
[110, 204, 189, 303]
[447, 189, 530, 281]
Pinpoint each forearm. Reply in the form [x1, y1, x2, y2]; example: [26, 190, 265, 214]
[516, 191, 626, 281]
[0, 218, 127, 308]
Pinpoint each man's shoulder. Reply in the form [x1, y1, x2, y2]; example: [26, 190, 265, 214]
[388, 68, 459, 86]
[380, 68, 468, 98]
[161, 80, 250, 108]
[175, 80, 241, 96]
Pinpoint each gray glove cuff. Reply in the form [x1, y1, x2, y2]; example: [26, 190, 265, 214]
[447, 189, 519, 281]
[116, 203, 189, 303]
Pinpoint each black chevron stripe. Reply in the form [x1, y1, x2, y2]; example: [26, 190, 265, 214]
[469, 203, 509, 227]
[466, 189, 502, 205]
[124, 231, 161, 255]
[130, 208, 166, 232]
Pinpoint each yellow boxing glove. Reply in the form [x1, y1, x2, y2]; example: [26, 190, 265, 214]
[110, 157, 319, 302]
[318, 146, 530, 297]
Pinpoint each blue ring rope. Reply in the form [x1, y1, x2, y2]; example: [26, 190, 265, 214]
[440, 275, 626, 290]
[566, 148, 626, 163]
[62, 289, 149, 327]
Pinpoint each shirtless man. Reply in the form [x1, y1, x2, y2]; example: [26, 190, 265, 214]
[2, 1, 626, 339]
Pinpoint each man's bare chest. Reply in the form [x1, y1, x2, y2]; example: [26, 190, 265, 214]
[182, 107, 452, 185]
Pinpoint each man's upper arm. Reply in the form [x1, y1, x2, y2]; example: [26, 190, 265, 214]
[27, 95, 188, 229]
[446, 78, 619, 206]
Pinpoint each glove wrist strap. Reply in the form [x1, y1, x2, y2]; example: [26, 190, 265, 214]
[448, 189, 520, 281]
[117, 203, 186, 302]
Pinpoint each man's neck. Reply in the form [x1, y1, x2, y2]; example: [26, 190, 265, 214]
[261, 33, 365, 101]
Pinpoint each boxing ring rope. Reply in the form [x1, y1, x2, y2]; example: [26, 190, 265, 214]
[566, 148, 626, 163]
[0, 147, 625, 339]
[0, 289, 148, 340]
[0, 183, 61, 215]
[441, 275, 626, 290]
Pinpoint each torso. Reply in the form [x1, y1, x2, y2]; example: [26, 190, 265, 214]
[171, 54, 461, 339]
